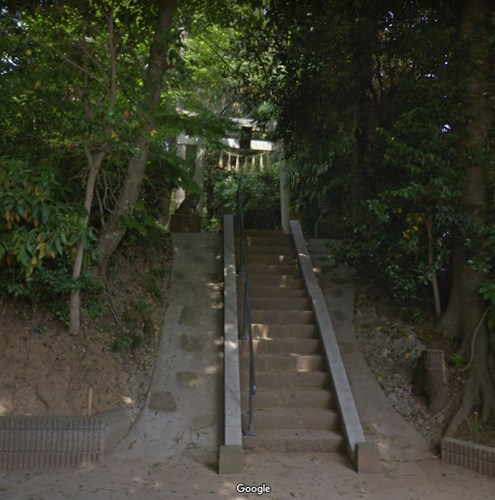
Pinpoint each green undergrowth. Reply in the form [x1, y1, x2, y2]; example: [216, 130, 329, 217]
[110, 223, 172, 353]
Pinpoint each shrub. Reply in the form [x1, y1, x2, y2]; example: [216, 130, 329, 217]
[0, 157, 89, 277]
[209, 162, 281, 229]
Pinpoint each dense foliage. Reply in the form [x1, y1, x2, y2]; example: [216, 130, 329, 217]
[259, 0, 494, 313]
[256, 0, 495, 428]
[0, 1, 248, 325]
[1, 0, 494, 427]
[207, 160, 281, 229]
[0, 158, 88, 276]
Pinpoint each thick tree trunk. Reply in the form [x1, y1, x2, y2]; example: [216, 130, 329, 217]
[440, 0, 495, 434]
[349, 21, 377, 222]
[350, 94, 373, 221]
[413, 350, 450, 414]
[435, 249, 462, 339]
[97, 0, 176, 273]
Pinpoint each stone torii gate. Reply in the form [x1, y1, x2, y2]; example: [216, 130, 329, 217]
[174, 131, 290, 234]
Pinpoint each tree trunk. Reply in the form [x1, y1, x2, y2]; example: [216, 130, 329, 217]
[97, 0, 176, 274]
[413, 350, 449, 414]
[440, 0, 495, 434]
[349, 20, 377, 223]
[426, 214, 442, 318]
[350, 97, 373, 221]
[435, 249, 462, 339]
[69, 150, 106, 335]
[158, 185, 173, 226]
[69, 9, 118, 334]
[194, 138, 206, 211]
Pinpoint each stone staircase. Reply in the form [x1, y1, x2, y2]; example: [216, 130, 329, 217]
[237, 229, 345, 453]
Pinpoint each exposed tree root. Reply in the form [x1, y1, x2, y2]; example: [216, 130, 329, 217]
[460, 308, 488, 372]
[445, 377, 476, 437]
[446, 329, 495, 436]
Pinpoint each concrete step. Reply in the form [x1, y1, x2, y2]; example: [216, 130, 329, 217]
[239, 323, 319, 340]
[241, 354, 325, 371]
[249, 338, 321, 355]
[245, 255, 298, 266]
[251, 310, 314, 325]
[241, 408, 339, 431]
[249, 275, 304, 288]
[243, 370, 331, 389]
[251, 324, 319, 339]
[244, 229, 286, 237]
[248, 297, 312, 311]
[237, 229, 288, 237]
[243, 429, 345, 453]
[244, 246, 295, 257]
[243, 236, 292, 246]
[233, 229, 347, 459]
[246, 264, 299, 276]
[240, 286, 307, 299]
[241, 388, 334, 409]
[236, 237, 293, 249]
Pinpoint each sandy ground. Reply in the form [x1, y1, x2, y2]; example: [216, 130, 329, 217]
[1, 450, 494, 499]
[1, 234, 494, 499]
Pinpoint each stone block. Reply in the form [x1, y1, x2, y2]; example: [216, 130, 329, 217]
[170, 214, 201, 232]
[218, 444, 242, 474]
[356, 442, 380, 474]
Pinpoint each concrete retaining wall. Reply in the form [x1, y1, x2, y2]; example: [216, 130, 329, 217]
[442, 437, 495, 476]
[0, 408, 129, 471]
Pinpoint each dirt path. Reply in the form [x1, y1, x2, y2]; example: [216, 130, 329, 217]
[1, 234, 494, 499]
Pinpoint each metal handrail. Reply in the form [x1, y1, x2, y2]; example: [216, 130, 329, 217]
[237, 184, 256, 436]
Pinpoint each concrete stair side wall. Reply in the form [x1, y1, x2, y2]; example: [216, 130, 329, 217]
[219, 214, 243, 474]
[290, 220, 379, 473]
